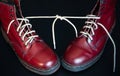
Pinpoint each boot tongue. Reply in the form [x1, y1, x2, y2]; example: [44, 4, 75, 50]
[1, 0, 14, 5]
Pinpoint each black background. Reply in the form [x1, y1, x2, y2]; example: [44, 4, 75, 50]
[0, 0, 120, 76]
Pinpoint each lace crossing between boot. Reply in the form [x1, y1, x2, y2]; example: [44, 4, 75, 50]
[26, 15, 100, 49]
[7, 15, 116, 72]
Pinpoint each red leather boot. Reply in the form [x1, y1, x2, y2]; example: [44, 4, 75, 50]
[0, 0, 60, 75]
[62, 0, 117, 72]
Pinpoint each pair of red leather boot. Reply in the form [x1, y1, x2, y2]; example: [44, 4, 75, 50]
[0, 0, 117, 75]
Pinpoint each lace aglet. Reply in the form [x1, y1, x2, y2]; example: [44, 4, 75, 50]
[53, 37, 56, 49]
[113, 64, 116, 72]
[113, 69, 115, 72]
[54, 44, 56, 50]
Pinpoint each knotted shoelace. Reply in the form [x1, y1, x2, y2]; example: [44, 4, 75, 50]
[7, 14, 116, 72]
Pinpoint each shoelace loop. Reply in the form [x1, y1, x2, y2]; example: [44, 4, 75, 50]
[52, 15, 78, 49]
[7, 18, 39, 46]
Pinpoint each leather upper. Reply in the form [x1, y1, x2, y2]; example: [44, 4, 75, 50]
[0, 1, 58, 70]
[63, 0, 117, 66]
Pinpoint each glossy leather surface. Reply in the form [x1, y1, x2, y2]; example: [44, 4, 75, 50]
[63, 0, 117, 66]
[0, 0, 59, 73]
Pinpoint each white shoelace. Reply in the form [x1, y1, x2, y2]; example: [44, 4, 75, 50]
[7, 18, 39, 45]
[26, 15, 100, 49]
[7, 15, 116, 72]
[80, 15, 116, 72]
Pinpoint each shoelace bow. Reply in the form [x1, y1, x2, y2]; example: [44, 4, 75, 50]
[7, 15, 116, 72]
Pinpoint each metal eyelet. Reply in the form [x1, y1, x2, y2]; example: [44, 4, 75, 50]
[10, 14, 13, 17]
[10, 8, 13, 12]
